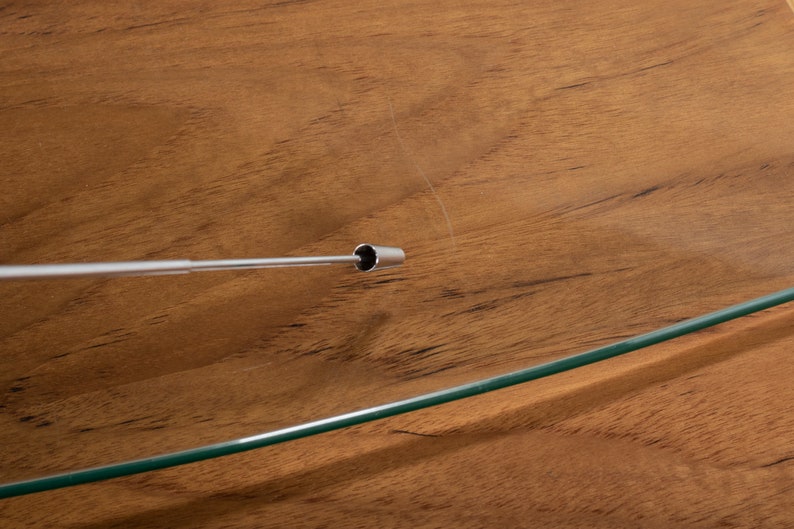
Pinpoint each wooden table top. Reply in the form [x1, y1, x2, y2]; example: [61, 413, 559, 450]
[1, 1, 793, 526]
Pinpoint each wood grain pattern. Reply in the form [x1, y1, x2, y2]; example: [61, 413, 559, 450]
[1, 0, 794, 526]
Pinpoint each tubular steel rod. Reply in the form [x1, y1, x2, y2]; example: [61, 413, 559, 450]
[0, 256, 359, 281]
[0, 244, 406, 280]
[1, 285, 792, 499]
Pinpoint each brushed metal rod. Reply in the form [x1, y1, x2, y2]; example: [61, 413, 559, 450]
[0, 244, 405, 281]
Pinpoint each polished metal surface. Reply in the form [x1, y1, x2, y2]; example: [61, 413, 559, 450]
[353, 244, 406, 272]
[0, 244, 404, 280]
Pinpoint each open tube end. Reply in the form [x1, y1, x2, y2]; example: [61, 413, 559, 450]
[354, 244, 405, 272]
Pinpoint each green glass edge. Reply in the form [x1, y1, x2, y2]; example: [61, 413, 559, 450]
[2, 286, 793, 499]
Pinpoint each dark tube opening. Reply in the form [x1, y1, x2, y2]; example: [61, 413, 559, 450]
[354, 244, 377, 272]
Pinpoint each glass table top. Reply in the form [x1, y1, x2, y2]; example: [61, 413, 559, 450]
[1, 0, 793, 492]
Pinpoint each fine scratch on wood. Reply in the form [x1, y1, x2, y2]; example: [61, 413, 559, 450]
[388, 98, 456, 249]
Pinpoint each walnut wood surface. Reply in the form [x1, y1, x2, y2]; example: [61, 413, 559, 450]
[1, 0, 794, 527]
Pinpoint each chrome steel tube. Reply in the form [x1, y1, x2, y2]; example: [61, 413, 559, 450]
[0, 244, 404, 281]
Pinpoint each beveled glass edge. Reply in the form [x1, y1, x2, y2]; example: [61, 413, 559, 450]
[2, 286, 792, 499]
